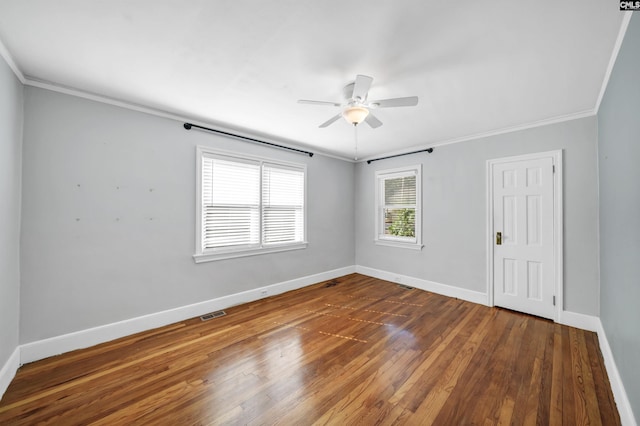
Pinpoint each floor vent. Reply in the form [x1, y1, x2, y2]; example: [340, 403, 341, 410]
[200, 311, 226, 321]
[398, 284, 414, 290]
[325, 279, 339, 288]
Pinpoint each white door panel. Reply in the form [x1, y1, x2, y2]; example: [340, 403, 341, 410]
[493, 156, 555, 319]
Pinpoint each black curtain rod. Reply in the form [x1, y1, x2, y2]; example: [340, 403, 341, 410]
[366, 147, 433, 164]
[183, 123, 314, 157]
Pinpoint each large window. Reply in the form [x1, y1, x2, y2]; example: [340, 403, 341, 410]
[195, 147, 306, 262]
[375, 165, 422, 249]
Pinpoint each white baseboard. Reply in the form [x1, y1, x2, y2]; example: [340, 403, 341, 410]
[20, 266, 355, 364]
[557, 309, 600, 332]
[354, 266, 636, 423]
[596, 319, 637, 426]
[355, 265, 488, 306]
[12, 265, 635, 426]
[0, 347, 20, 402]
[557, 312, 636, 425]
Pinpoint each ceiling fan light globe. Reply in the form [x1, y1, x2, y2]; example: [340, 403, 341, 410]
[342, 106, 369, 125]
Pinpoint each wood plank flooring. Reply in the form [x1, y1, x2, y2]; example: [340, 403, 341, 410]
[0, 274, 620, 425]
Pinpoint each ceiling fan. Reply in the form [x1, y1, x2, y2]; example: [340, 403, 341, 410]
[298, 74, 419, 129]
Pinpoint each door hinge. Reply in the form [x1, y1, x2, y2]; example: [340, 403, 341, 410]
[552, 165, 555, 173]
[553, 295, 556, 306]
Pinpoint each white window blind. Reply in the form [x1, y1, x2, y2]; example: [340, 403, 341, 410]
[382, 174, 417, 239]
[196, 148, 307, 262]
[262, 164, 305, 245]
[375, 165, 422, 250]
[202, 157, 260, 250]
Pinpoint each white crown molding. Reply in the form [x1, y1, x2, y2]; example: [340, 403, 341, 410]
[23, 76, 594, 166]
[595, 11, 633, 113]
[23, 77, 353, 163]
[0, 347, 20, 402]
[24, 72, 598, 165]
[0, 37, 25, 83]
[358, 109, 596, 163]
[0, 19, 620, 165]
[18, 70, 597, 166]
[19, 266, 355, 364]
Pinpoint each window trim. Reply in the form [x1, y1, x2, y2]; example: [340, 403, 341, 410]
[374, 164, 423, 250]
[194, 146, 307, 263]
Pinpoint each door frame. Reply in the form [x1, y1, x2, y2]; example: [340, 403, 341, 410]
[486, 150, 563, 321]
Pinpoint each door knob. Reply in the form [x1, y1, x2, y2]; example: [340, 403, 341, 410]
[496, 232, 502, 245]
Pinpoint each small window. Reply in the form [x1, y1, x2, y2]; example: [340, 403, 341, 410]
[375, 165, 422, 250]
[195, 147, 307, 262]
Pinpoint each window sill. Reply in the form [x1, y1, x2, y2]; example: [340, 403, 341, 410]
[374, 239, 423, 251]
[193, 242, 308, 263]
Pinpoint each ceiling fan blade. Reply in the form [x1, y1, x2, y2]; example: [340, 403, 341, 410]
[352, 75, 373, 101]
[298, 99, 341, 107]
[365, 112, 383, 128]
[369, 96, 419, 108]
[319, 114, 342, 128]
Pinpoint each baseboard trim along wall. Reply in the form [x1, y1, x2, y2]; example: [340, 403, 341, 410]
[4, 266, 634, 424]
[355, 265, 489, 306]
[596, 319, 637, 426]
[356, 265, 605, 330]
[19, 266, 355, 365]
[556, 310, 637, 424]
[355, 265, 606, 334]
[556, 309, 601, 332]
[0, 347, 20, 401]
[12, 266, 609, 366]
[354, 266, 636, 424]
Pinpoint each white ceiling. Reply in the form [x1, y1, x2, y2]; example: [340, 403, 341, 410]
[0, 1, 625, 161]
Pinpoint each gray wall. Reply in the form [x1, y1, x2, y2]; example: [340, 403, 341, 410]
[598, 13, 640, 420]
[11, 72, 605, 347]
[355, 116, 600, 315]
[0, 55, 23, 366]
[20, 87, 355, 343]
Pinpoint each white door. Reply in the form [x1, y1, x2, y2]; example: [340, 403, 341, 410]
[492, 155, 556, 319]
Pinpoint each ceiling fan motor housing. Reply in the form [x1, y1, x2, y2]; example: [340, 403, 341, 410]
[343, 82, 365, 102]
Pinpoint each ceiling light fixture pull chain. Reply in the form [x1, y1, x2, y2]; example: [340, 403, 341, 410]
[353, 123, 358, 161]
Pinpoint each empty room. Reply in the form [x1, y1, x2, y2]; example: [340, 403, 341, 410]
[0, 1, 638, 425]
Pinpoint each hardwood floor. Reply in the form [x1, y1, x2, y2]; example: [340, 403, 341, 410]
[0, 274, 620, 425]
